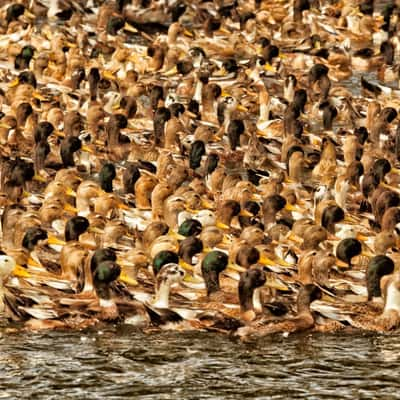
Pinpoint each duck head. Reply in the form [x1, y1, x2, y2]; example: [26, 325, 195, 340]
[200, 226, 224, 249]
[22, 227, 48, 251]
[228, 119, 245, 151]
[335, 238, 362, 267]
[239, 268, 266, 318]
[15, 45, 35, 70]
[0, 255, 17, 283]
[60, 136, 85, 167]
[201, 250, 228, 296]
[321, 205, 344, 234]
[99, 163, 116, 193]
[178, 236, 203, 265]
[153, 250, 179, 276]
[236, 245, 260, 268]
[90, 248, 117, 272]
[297, 283, 322, 313]
[216, 200, 241, 228]
[189, 140, 206, 170]
[122, 163, 141, 194]
[93, 260, 121, 301]
[34, 121, 54, 144]
[178, 219, 202, 237]
[262, 194, 287, 228]
[367, 255, 395, 301]
[382, 207, 400, 232]
[153, 263, 185, 309]
[65, 216, 89, 241]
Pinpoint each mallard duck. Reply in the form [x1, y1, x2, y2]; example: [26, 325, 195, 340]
[312, 256, 397, 331]
[236, 284, 322, 340]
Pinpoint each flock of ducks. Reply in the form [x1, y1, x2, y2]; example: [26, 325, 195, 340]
[0, 0, 400, 340]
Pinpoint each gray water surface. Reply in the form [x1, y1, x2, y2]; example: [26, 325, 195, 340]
[1, 326, 400, 399]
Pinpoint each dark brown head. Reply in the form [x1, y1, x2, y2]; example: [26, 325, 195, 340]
[236, 245, 260, 268]
[367, 255, 395, 300]
[239, 268, 266, 312]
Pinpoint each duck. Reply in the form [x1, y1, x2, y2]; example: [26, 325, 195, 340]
[236, 284, 322, 340]
[311, 255, 397, 331]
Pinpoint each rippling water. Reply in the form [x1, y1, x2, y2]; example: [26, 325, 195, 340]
[0, 326, 400, 399]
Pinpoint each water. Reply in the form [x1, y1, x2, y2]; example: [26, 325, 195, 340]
[0, 326, 399, 399]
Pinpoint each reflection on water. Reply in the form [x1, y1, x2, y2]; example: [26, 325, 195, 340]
[0, 327, 399, 399]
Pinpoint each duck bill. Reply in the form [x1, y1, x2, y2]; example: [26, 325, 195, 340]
[27, 257, 42, 268]
[65, 41, 77, 48]
[356, 233, 368, 241]
[276, 257, 294, 267]
[164, 66, 178, 76]
[33, 91, 47, 101]
[216, 221, 230, 230]
[380, 182, 400, 193]
[63, 203, 78, 213]
[284, 176, 295, 184]
[217, 27, 231, 35]
[33, 174, 47, 183]
[13, 264, 31, 278]
[47, 236, 66, 246]
[336, 259, 349, 268]
[239, 209, 253, 217]
[201, 198, 214, 209]
[344, 214, 358, 224]
[65, 187, 77, 197]
[390, 168, 400, 175]
[222, 234, 232, 245]
[118, 271, 138, 286]
[265, 277, 288, 291]
[168, 230, 186, 240]
[55, 130, 65, 138]
[236, 104, 248, 112]
[227, 263, 246, 273]
[185, 207, 199, 214]
[285, 203, 300, 212]
[186, 111, 198, 119]
[24, 9, 36, 19]
[8, 78, 19, 87]
[117, 202, 130, 210]
[287, 233, 302, 243]
[103, 70, 116, 81]
[183, 29, 194, 37]
[361, 250, 374, 258]
[183, 274, 203, 283]
[264, 63, 276, 72]
[81, 145, 93, 153]
[259, 254, 276, 266]
[179, 260, 194, 272]
[124, 22, 138, 33]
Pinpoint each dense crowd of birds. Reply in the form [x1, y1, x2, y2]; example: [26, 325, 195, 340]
[0, 0, 400, 340]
